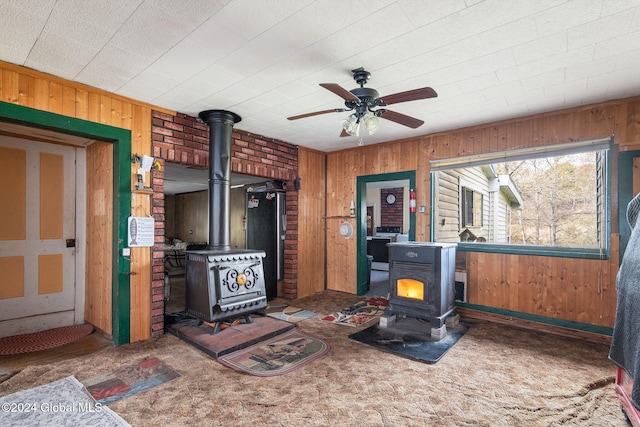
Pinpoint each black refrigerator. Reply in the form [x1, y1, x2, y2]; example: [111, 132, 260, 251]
[246, 190, 285, 300]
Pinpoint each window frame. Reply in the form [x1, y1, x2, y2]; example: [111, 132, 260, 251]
[429, 139, 612, 260]
[461, 186, 483, 228]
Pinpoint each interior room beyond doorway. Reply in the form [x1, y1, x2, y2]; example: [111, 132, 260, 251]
[162, 162, 286, 312]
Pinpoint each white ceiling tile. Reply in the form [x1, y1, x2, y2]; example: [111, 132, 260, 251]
[184, 17, 251, 59]
[42, 0, 141, 48]
[497, 45, 594, 84]
[565, 55, 617, 81]
[525, 93, 567, 113]
[190, 63, 246, 94]
[614, 47, 640, 69]
[543, 78, 588, 99]
[2, 0, 640, 152]
[533, 0, 604, 36]
[601, 0, 640, 16]
[108, 2, 197, 61]
[587, 66, 640, 95]
[0, 0, 54, 64]
[504, 88, 544, 106]
[149, 40, 219, 81]
[397, 0, 468, 28]
[25, 31, 100, 79]
[209, 0, 313, 41]
[119, 69, 181, 101]
[146, 0, 229, 23]
[567, 8, 637, 50]
[310, 3, 415, 64]
[75, 45, 150, 92]
[520, 69, 565, 91]
[594, 31, 640, 59]
[428, 50, 517, 86]
[511, 33, 568, 65]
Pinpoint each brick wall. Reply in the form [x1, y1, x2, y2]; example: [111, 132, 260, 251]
[380, 188, 404, 227]
[150, 111, 299, 337]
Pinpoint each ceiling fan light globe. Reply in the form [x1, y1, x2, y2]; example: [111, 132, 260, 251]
[341, 115, 358, 136]
[364, 115, 379, 135]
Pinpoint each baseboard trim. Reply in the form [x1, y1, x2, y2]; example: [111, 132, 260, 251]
[456, 306, 612, 347]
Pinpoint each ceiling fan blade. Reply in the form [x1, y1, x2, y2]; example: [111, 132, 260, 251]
[287, 108, 346, 121]
[319, 83, 361, 102]
[377, 109, 424, 129]
[377, 87, 437, 106]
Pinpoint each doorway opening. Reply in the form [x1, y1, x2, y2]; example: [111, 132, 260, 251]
[356, 171, 416, 296]
[0, 102, 132, 345]
[162, 162, 286, 314]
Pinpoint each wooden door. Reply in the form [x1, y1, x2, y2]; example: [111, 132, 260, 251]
[0, 135, 77, 337]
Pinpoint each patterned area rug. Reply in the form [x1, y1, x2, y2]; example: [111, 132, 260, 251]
[320, 296, 388, 327]
[0, 324, 94, 355]
[265, 301, 316, 323]
[217, 329, 330, 376]
[83, 357, 181, 405]
[0, 376, 130, 426]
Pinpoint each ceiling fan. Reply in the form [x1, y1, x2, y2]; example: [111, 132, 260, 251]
[287, 67, 437, 138]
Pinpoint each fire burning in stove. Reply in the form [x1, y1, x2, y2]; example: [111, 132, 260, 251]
[383, 242, 457, 340]
[396, 279, 424, 300]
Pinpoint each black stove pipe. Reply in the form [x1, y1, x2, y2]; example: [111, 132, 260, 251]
[198, 109, 242, 251]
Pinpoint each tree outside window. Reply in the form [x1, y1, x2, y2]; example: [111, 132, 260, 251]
[430, 139, 610, 258]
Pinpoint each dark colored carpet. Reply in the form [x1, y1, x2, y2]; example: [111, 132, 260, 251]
[349, 318, 469, 364]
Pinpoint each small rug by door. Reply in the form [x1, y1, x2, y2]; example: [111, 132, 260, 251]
[320, 296, 388, 327]
[217, 329, 330, 376]
[0, 376, 130, 427]
[82, 357, 181, 405]
[265, 301, 316, 323]
[0, 323, 94, 355]
[349, 319, 469, 364]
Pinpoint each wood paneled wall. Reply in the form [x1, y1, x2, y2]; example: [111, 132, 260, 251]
[297, 148, 326, 297]
[85, 141, 113, 333]
[0, 61, 165, 342]
[326, 96, 640, 328]
[326, 139, 426, 293]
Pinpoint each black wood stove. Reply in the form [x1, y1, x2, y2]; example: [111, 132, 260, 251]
[383, 242, 457, 340]
[184, 110, 267, 333]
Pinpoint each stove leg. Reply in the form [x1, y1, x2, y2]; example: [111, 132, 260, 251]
[243, 314, 253, 324]
[430, 325, 447, 340]
[211, 322, 223, 335]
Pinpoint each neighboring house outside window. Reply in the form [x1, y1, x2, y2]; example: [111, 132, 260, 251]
[430, 138, 611, 259]
[435, 166, 520, 244]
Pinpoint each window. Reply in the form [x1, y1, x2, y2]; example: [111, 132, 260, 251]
[430, 139, 611, 259]
[462, 187, 483, 227]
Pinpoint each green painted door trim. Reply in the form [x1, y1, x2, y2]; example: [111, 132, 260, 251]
[0, 101, 132, 346]
[356, 171, 416, 296]
[456, 301, 613, 336]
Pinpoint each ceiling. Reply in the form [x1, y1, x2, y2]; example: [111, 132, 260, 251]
[2, 0, 640, 154]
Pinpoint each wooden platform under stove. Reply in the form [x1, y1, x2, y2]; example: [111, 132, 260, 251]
[165, 314, 295, 358]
